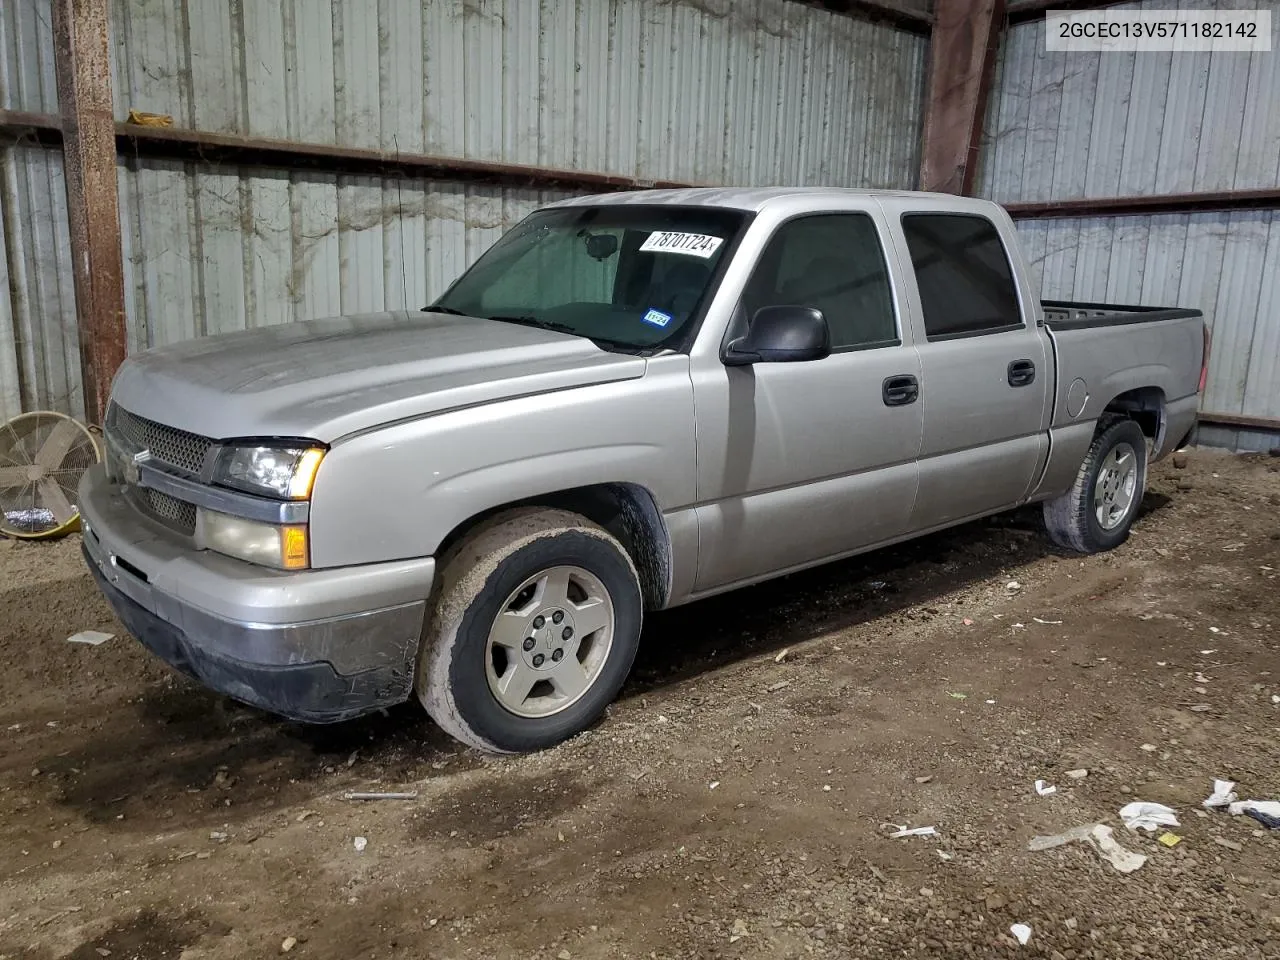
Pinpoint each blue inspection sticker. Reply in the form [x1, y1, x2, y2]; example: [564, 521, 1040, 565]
[642, 308, 673, 328]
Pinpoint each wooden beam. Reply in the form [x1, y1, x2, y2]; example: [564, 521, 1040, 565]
[805, 0, 933, 33]
[1005, 0, 1127, 25]
[1005, 188, 1280, 219]
[0, 109, 693, 192]
[918, 0, 1005, 194]
[1198, 411, 1280, 433]
[50, 0, 127, 426]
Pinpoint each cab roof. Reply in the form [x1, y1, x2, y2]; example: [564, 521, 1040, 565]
[546, 187, 1000, 214]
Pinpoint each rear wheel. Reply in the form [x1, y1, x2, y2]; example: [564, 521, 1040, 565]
[416, 508, 642, 753]
[1043, 417, 1148, 554]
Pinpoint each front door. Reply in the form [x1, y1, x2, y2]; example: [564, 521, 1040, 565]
[691, 211, 924, 592]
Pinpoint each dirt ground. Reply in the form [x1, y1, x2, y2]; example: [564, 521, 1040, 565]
[1, 449, 1279, 960]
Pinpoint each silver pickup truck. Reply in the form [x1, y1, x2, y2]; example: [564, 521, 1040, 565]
[80, 188, 1208, 753]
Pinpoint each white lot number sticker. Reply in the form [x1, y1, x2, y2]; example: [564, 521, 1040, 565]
[639, 231, 724, 259]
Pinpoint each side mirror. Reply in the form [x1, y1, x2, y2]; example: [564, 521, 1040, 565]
[723, 305, 830, 366]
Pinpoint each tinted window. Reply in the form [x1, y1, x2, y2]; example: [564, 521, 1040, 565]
[901, 214, 1022, 339]
[740, 214, 897, 350]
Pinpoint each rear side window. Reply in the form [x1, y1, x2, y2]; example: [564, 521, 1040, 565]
[741, 213, 897, 351]
[901, 213, 1023, 339]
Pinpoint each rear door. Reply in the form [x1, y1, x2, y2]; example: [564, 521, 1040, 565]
[883, 207, 1051, 531]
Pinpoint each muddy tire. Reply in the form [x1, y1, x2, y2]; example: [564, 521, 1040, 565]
[416, 508, 642, 754]
[1043, 416, 1148, 554]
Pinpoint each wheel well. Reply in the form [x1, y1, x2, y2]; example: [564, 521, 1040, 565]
[1102, 387, 1166, 445]
[434, 483, 672, 610]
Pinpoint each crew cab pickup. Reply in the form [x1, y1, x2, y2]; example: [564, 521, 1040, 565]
[80, 189, 1208, 753]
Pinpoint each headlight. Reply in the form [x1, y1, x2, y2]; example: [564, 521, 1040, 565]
[197, 508, 309, 570]
[213, 444, 325, 499]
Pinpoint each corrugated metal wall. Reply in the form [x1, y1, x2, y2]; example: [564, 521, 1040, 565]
[0, 0, 929, 422]
[976, 0, 1280, 450]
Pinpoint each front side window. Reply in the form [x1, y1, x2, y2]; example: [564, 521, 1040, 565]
[739, 213, 898, 351]
[901, 213, 1023, 339]
[433, 205, 747, 351]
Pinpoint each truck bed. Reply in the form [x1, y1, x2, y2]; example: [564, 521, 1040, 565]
[1041, 299, 1202, 329]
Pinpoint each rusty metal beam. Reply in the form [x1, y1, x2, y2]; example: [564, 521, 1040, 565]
[50, 0, 127, 427]
[0, 109, 693, 192]
[918, 0, 1005, 194]
[1005, 189, 1280, 219]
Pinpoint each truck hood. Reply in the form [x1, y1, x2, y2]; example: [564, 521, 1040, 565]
[110, 311, 647, 442]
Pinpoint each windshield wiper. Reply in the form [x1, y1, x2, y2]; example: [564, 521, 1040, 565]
[423, 304, 468, 315]
[485, 315, 639, 354]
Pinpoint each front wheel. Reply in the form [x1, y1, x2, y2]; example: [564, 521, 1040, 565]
[1043, 416, 1148, 554]
[416, 508, 642, 753]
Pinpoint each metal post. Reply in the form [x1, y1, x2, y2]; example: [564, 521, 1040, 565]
[918, 0, 1005, 194]
[51, 0, 127, 426]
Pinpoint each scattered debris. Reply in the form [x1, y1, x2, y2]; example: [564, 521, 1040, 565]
[1200, 649, 1217, 655]
[914, 775, 933, 784]
[1010, 923, 1032, 946]
[209, 831, 228, 842]
[867, 580, 887, 590]
[1066, 769, 1089, 780]
[1212, 837, 1243, 851]
[1006, 580, 1022, 592]
[353, 836, 368, 853]
[709, 781, 720, 790]
[948, 692, 968, 700]
[1189, 704, 1212, 713]
[1194, 672, 1212, 683]
[1032, 617, 1063, 625]
[887, 824, 938, 839]
[985, 699, 996, 704]
[766, 680, 791, 693]
[1158, 832, 1182, 847]
[962, 618, 974, 626]
[281, 937, 298, 953]
[774, 648, 790, 663]
[295, 810, 317, 822]
[1272, 694, 1280, 704]
[1228, 800, 1280, 829]
[1203, 780, 1238, 809]
[1209, 626, 1222, 634]
[730, 918, 749, 942]
[66, 630, 115, 646]
[1029, 824, 1147, 874]
[1034, 780, 1057, 796]
[343, 792, 418, 801]
[1120, 802, 1179, 832]
[936, 850, 953, 862]
[1140, 744, 1157, 752]
[558, 951, 572, 960]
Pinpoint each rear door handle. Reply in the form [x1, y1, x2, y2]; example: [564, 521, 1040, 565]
[882, 374, 919, 406]
[1008, 359, 1036, 387]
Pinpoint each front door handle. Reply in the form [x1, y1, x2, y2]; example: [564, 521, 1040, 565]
[882, 374, 919, 407]
[1008, 359, 1036, 387]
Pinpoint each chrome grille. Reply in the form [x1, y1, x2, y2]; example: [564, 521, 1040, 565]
[107, 404, 214, 476]
[134, 487, 197, 535]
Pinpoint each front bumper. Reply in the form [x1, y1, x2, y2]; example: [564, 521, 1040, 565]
[79, 465, 435, 723]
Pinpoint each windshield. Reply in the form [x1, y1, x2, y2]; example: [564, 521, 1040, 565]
[432, 204, 747, 350]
